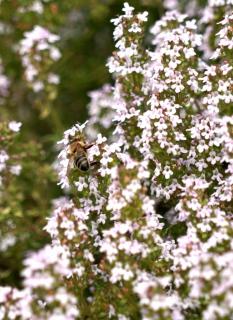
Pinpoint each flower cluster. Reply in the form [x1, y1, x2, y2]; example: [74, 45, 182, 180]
[0, 244, 79, 320]
[44, 3, 233, 319]
[164, 0, 233, 60]
[85, 84, 116, 140]
[0, 286, 32, 319]
[18, 25, 61, 117]
[172, 173, 233, 319]
[0, 121, 22, 188]
[18, 1, 45, 15]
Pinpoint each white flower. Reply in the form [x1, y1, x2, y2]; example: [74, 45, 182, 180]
[8, 121, 22, 132]
[137, 12, 148, 22]
[122, 2, 134, 17]
[48, 73, 60, 84]
[10, 165, 22, 175]
[163, 166, 173, 179]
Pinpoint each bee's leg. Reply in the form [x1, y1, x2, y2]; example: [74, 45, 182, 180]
[67, 151, 72, 159]
[91, 161, 102, 178]
[84, 143, 95, 150]
[90, 161, 100, 167]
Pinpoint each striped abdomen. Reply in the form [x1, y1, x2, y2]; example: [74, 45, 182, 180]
[74, 154, 90, 172]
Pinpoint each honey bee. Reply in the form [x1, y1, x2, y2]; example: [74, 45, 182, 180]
[67, 135, 98, 172]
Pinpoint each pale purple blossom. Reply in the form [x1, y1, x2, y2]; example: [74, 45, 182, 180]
[8, 121, 22, 132]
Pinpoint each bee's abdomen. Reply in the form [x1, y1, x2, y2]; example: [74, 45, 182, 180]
[75, 155, 89, 171]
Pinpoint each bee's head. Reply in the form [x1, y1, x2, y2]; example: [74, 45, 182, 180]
[67, 133, 83, 145]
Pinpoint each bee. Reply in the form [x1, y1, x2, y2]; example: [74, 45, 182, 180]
[67, 135, 98, 172]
